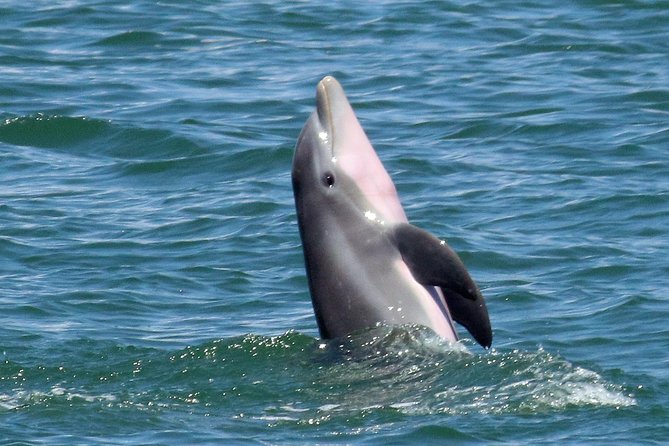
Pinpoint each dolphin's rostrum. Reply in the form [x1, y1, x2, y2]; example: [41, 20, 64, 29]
[292, 76, 492, 348]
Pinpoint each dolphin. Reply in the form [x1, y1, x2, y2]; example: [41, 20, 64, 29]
[292, 76, 492, 348]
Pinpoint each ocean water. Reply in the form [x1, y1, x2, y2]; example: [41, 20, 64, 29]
[1, 1, 668, 444]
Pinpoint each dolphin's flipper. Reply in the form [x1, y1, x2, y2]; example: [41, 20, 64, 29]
[392, 223, 493, 348]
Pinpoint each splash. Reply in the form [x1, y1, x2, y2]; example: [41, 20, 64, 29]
[250, 327, 636, 424]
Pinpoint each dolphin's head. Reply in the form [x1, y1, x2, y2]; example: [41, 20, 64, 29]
[292, 76, 407, 225]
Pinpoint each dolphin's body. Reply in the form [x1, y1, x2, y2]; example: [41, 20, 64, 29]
[292, 76, 492, 348]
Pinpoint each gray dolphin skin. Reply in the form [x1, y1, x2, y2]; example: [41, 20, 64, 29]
[292, 76, 492, 348]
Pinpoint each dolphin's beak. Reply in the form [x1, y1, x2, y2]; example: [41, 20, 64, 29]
[314, 76, 365, 161]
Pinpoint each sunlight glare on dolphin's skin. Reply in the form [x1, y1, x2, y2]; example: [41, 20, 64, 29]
[364, 210, 378, 222]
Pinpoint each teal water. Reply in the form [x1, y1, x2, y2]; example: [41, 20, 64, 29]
[1, 1, 668, 444]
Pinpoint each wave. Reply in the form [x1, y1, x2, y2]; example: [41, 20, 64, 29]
[0, 327, 636, 420]
[0, 113, 207, 159]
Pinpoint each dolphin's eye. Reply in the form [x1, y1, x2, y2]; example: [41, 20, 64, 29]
[322, 172, 335, 188]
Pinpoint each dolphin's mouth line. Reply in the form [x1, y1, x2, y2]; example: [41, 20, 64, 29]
[316, 80, 336, 160]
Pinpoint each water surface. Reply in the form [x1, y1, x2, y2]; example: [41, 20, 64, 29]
[1, 1, 668, 444]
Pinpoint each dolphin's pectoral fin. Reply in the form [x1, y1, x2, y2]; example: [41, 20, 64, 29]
[392, 223, 493, 348]
[438, 287, 492, 349]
